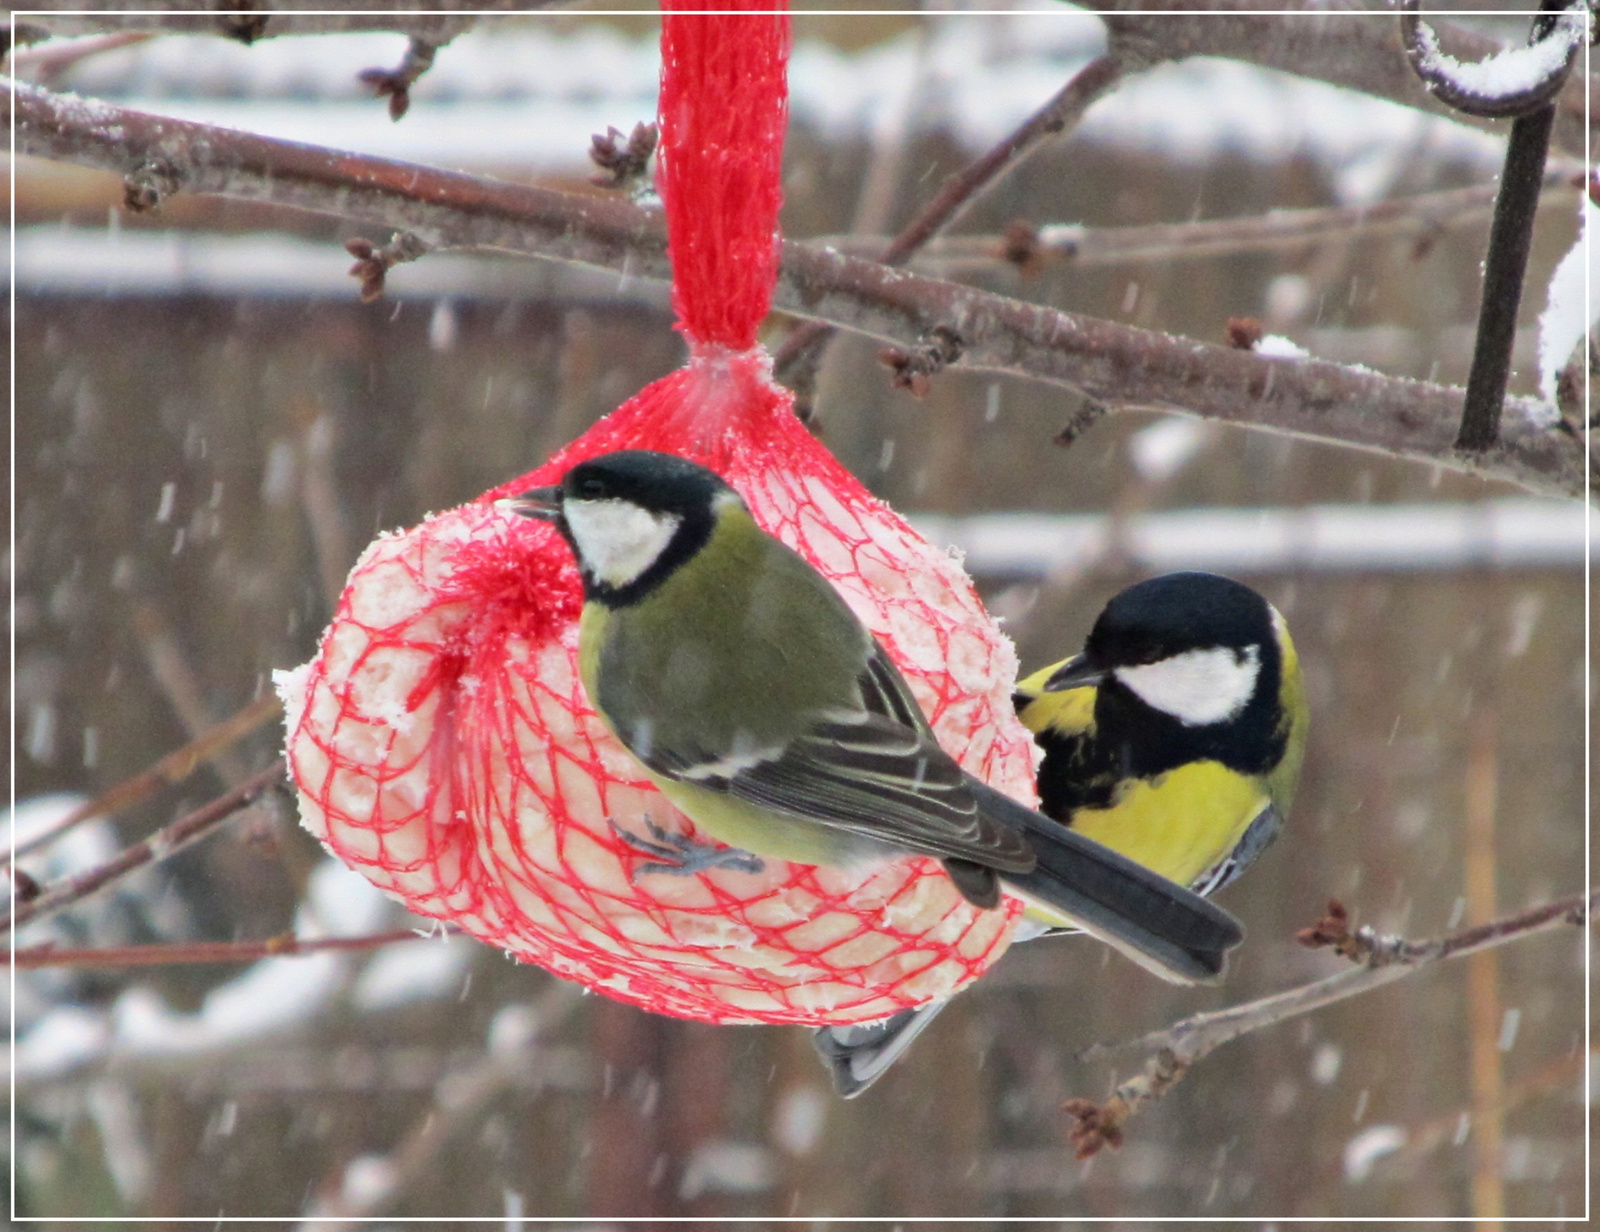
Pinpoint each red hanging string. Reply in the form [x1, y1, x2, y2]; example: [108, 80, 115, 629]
[658, 2, 790, 350]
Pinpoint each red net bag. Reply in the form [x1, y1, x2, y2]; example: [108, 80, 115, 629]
[278, 3, 1039, 1026]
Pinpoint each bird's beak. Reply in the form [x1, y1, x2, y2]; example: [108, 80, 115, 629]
[502, 486, 562, 521]
[1042, 654, 1107, 692]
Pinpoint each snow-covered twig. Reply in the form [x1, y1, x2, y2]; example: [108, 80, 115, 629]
[6, 82, 1586, 497]
[8, 757, 287, 934]
[6, 693, 281, 864]
[11, 927, 450, 969]
[1064, 887, 1594, 1159]
[1101, 2, 1594, 162]
[1400, 0, 1585, 120]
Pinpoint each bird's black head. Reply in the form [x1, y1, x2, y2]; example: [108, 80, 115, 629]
[1085, 571, 1274, 669]
[1036, 572, 1293, 811]
[558, 450, 734, 518]
[1048, 570, 1282, 747]
[511, 450, 740, 607]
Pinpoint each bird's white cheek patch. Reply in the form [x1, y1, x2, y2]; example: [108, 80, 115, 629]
[1115, 645, 1260, 727]
[563, 499, 681, 588]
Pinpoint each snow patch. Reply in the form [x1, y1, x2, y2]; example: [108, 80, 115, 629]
[14, 1005, 110, 1079]
[1257, 334, 1311, 359]
[352, 935, 473, 1011]
[1538, 192, 1598, 404]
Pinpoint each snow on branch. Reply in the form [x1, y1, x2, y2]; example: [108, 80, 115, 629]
[1101, 1, 1595, 163]
[1401, 0, 1588, 120]
[1064, 888, 1595, 1159]
[7, 758, 287, 935]
[6, 82, 1587, 498]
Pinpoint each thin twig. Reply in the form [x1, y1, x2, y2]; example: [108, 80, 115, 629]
[1065, 888, 1594, 1158]
[11, 927, 452, 969]
[8, 757, 287, 935]
[358, 34, 447, 122]
[6, 693, 282, 864]
[8, 30, 154, 79]
[815, 174, 1579, 274]
[773, 53, 1125, 389]
[5, 83, 1585, 497]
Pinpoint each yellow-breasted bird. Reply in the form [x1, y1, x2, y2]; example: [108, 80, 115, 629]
[511, 452, 1243, 993]
[814, 571, 1307, 1096]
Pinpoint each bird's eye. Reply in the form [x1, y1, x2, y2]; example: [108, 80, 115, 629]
[577, 477, 606, 500]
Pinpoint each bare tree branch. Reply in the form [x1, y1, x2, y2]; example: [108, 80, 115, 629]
[11, 926, 452, 969]
[7, 3, 561, 46]
[7, 83, 1586, 497]
[1064, 888, 1594, 1158]
[1101, 1, 1596, 162]
[8, 757, 287, 935]
[823, 173, 1581, 274]
[6, 693, 282, 864]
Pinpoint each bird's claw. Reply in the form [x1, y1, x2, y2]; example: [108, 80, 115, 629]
[607, 816, 764, 877]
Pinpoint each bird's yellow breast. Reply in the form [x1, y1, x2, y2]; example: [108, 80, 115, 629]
[1071, 761, 1270, 890]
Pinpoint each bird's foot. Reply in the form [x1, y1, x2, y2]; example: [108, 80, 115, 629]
[607, 816, 765, 877]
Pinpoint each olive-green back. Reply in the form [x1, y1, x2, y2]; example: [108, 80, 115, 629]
[581, 505, 873, 761]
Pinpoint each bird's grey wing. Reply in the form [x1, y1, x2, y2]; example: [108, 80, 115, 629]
[650, 645, 1035, 872]
[1189, 802, 1283, 896]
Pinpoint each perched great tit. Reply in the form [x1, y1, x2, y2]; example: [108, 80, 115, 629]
[511, 451, 1243, 989]
[814, 571, 1307, 1097]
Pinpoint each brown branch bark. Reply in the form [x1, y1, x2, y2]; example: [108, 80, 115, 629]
[8, 757, 287, 935]
[7, 3, 562, 46]
[7, 83, 1586, 497]
[1064, 887, 1594, 1158]
[10, 927, 449, 969]
[1101, 0, 1595, 162]
[6, 693, 282, 864]
[823, 173, 1580, 273]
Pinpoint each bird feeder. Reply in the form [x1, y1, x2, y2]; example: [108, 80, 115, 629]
[279, 3, 1038, 1026]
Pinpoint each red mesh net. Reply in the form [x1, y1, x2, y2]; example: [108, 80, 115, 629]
[280, 6, 1039, 1026]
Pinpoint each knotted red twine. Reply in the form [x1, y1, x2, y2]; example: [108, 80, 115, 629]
[278, 4, 1038, 1026]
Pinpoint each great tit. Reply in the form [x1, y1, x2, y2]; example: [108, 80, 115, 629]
[511, 451, 1243, 989]
[813, 571, 1307, 1097]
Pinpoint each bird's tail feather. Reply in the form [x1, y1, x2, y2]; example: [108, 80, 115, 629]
[966, 777, 1243, 985]
[812, 1002, 950, 1098]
